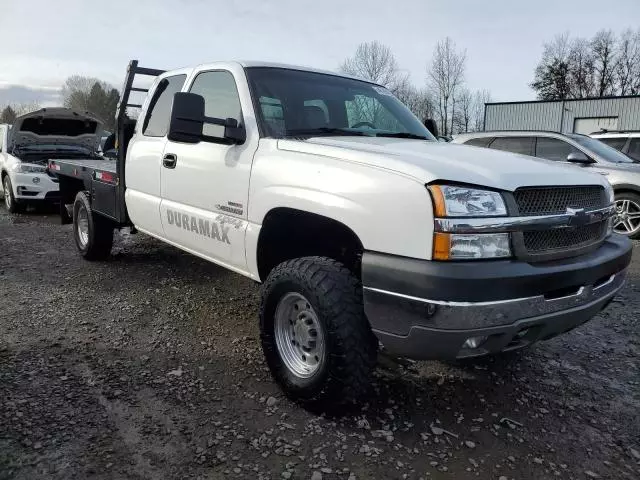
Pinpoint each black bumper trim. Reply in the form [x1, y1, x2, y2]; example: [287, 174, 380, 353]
[362, 234, 632, 303]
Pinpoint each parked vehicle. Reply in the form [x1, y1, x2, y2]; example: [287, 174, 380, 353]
[590, 130, 640, 162]
[50, 61, 631, 407]
[452, 130, 640, 239]
[0, 109, 103, 213]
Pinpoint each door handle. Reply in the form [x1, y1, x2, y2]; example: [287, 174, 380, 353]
[163, 154, 177, 169]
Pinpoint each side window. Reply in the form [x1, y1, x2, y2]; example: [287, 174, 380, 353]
[489, 136, 534, 156]
[627, 139, 640, 161]
[464, 137, 494, 148]
[535, 137, 579, 162]
[189, 71, 242, 138]
[598, 137, 627, 151]
[259, 96, 285, 136]
[142, 74, 186, 137]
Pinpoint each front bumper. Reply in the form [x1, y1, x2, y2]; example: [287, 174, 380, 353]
[362, 234, 632, 360]
[12, 172, 60, 201]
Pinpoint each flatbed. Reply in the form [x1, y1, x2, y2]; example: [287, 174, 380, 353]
[48, 60, 165, 225]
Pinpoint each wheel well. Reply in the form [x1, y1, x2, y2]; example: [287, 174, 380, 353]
[613, 187, 640, 198]
[256, 208, 364, 281]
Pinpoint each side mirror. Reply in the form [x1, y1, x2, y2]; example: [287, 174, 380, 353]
[168, 92, 246, 144]
[567, 151, 595, 165]
[423, 118, 439, 138]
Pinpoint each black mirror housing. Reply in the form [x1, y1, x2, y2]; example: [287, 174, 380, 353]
[423, 118, 439, 138]
[168, 92, 205, 144]
[168, 92, 246, 145]
[567, 151, 595, 164]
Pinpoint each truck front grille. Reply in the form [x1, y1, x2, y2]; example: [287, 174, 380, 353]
[513, 185, 609, 259]
[523, 222, 608, 254]
[514, 186, 607, 216]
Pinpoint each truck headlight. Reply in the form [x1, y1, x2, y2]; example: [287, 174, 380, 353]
[434, 232, 511, 260]
[429, 185, 507, 217]
[12, 163, 46, 174]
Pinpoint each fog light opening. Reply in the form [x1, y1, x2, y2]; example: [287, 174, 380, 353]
[462, 335, 488, 349]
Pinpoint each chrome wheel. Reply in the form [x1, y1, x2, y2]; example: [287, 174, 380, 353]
[614, 199, 640, 236]
[76, 204, 90, 247]
[274, 292, 325, 379]
[3, 177, 11, 210]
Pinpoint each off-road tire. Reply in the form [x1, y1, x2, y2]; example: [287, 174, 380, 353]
[72, 191, 114, 260]
[259, 256, 378, 408]
[2, 175, 23, 214]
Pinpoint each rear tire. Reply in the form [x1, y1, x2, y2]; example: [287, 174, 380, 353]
[72, 191, 113, 260]
[2, 175, 23, 214]
[614, 192, 640, 239]
[259, 256, 378, 409]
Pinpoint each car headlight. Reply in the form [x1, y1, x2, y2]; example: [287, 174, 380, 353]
[12, 163, 46, 174]
[429, 185, 507, 217]
[429, 184, 511, 260]
[434, 232, 511, 260]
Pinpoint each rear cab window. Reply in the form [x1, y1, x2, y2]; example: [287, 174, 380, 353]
[142, 74, 187, 137]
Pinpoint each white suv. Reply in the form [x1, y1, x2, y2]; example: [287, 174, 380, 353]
[590, 130, 640, 162]
[0, 109, 103, 213]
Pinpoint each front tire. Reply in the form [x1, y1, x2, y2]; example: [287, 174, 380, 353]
[73, 191, 114, 260]
[2, 175, 23, 214]
[259, 257, 378, 408]
[614, 192, 640, 239]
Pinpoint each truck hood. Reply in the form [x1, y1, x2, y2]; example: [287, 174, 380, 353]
[278, 137, 610, 191]
[9, 108, 103, 152]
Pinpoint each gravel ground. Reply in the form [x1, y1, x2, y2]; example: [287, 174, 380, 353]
[1, 206, 639, 480]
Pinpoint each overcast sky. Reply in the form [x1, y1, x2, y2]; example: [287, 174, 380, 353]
[1, 0, 637, 107]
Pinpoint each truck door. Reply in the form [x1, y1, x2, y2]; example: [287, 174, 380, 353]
[125, 74, 186, 237]
[160, 68, 258, 273]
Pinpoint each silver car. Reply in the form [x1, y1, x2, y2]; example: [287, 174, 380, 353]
[452, 131, 640, 239]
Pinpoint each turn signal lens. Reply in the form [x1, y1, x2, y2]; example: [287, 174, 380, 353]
[433, 232, 451, 260]
[429, 185, 447, 217]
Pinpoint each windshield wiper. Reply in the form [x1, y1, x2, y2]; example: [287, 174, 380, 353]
[375, 132, 429, 140]
[284, 127, 369, 138]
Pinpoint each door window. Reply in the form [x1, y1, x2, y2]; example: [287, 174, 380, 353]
[464, 137, 494, 147]
[489, 136, 534, 156]
[189, 71, 242, 138]
[535, 137, 579, 162]
[627, 139, 640, 161]
[142, 74, 187, 137]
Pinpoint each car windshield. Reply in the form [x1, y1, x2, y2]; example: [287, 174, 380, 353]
[245, 67, 435, 141]
[568, 135, 635, 163]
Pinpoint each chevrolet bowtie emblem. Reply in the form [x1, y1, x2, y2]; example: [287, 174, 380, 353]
[566, 207, 590, 227]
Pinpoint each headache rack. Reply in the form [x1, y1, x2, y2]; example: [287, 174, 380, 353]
[113, 60, 166, 223]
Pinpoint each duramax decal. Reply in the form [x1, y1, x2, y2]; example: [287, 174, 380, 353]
[166, 209, 230, 244]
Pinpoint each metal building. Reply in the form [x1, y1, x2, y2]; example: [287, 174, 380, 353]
[484, 95, 640, 134]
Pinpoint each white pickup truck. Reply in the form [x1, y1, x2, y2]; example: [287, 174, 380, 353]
[50, 60, 632, 407]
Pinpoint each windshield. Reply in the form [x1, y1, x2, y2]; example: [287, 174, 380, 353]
[245, 67, 435, 140]
[568, 135, 635, 163]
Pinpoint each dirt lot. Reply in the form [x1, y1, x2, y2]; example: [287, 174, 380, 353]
[0, 207, 639, 480]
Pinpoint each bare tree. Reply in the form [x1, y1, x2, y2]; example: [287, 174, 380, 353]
[454, 88, 473, 133]
[428, 37, 466, 136]
[398, 85, 435, 122]
[472, 89, 492, 132]
[0, 105, 17, 123]
[568, 38, 596, 98]
[591, 30, 618, 97]
[340, 41, 403, 91]
[616, 29, 640, 95]
[531, 33, 573, 100]
[62, 75, 120, 130]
